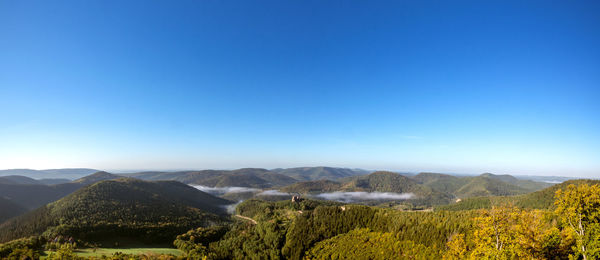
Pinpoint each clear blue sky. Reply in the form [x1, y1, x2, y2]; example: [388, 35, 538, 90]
[1, 0, 598, 176]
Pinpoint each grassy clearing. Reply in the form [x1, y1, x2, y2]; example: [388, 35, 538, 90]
[42, 247, 183, 258]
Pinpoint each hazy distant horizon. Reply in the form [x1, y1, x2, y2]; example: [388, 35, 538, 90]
[0, 165, 593, 179]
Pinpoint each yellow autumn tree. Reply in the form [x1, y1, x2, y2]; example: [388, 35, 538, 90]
[511, 209, 557, 259]
[555, 184, 600, 260]
[444, 233, 467, 259]
[469, 205, 518, 259]
[449, 205, 558, 259]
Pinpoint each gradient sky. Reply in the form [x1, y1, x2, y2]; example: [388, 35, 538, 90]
[1, 1, 599, 176]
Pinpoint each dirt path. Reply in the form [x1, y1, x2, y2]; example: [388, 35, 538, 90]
[234, 214, 257, 224]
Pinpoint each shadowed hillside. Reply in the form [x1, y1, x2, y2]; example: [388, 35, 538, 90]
[0, 197, 27, 224]
[0, 178, 232, 244]
[0, 182, 82, 210]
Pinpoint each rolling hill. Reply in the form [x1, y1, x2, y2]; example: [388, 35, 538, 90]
[411, 172, 470, 194]
[0, 178, 232, 244]
[0, 175, 72, 185]
[0, 175, 40, 185]
[0, 182, 82, 210]
[453, 175, 530, 198]
[338, 171, 452, 205]
[0, 171, 126, 212]
[411, 172, 550, 199]
[280, 180, 343, 194]
[130, 168, 297, 188]
[343, 171, 436, 193]
[437, 179, 600, 211]
[73, 171, 122, 185]
[479, 173, 552, 191]
[271, 167, 370, 181]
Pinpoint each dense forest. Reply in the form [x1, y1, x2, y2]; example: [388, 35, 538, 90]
[0, 179, 231, 244]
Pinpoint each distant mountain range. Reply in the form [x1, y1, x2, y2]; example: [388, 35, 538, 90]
[0, 175, 71, 185]
[0, 168, 100, 180]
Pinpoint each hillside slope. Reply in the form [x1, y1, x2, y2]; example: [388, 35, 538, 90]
[0, 182, 82, 210]
[412, 172, 548, 199]
[280, 180, 343, 194]
[73, 171, 122, 185]
[437, 179, 600, 211]
[271, 167, 369, 181]
[412, 172, 470, 194]
[0, 197, 27, 223]
[480, 173, 552, 191]
[454, 176, 529, 198]
[0, 175, 40, 185]
[0, 178, 232, 243]
[342, 171, 452, 205]
[131, 168, 297, 188]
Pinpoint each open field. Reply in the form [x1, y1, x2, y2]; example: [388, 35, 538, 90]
[42, 248, 183, 258]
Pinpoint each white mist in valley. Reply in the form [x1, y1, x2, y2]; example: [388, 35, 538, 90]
[221, 201, 242, 214]
[193, 185, 416, 213]
[254, 189, 416, 203]
[192, 185, 260, 195]
[256, 190, 290, 196]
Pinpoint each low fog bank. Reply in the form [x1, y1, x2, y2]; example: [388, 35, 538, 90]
[192, 185, 260, 195]
[221, 201, 241, 214]
[256, 190, 290, 196]
[194, 185, 415, 214]
[257, 189, 415, 202]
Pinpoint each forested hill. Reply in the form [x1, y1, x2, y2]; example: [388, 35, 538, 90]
[129, 168, 297, 188]
[271, 167, 370, 181]
[127, 167, 370, 187]
[411, 172, 551, 198]
[72, 171, 121, 185]
[341, 171, 453, 205]
[279, 171, 555, 206]
[0, 182, 82, 210]
[280, 180, 343, 193]
[0, 171, 124, 213]
[437, 179, 600, 211]
[281, 171, 442, 197]
[0, 178, 232, 244]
